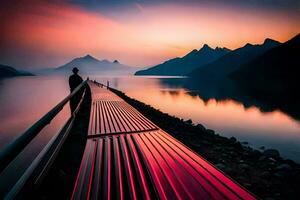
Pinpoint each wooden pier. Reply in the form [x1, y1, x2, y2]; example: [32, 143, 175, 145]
[71, 81, 256, 200]
[0, 80, 256, 199]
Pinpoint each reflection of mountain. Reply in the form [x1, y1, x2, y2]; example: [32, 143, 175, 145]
[48, 55, 136, 75]
[157, 77, 300, 121]
[230, 33, 300, 119]
[0, 64, 34, 78]
[135, 44, 230, 76]
[188, 38, 281, 79]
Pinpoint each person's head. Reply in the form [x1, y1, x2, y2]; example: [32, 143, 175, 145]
[72, 67, 79, 74]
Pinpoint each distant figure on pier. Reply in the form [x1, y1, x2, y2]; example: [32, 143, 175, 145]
[69, 67, 83, 113]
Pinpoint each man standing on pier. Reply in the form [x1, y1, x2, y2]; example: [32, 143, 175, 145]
[69, 67, 83, 113]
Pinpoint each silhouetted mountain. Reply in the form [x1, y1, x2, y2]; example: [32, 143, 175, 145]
[135, 44, 230, 76]
[54, 54, 136, 75]
[188, 38, 281, 79]
[230, 33, 300, 107]
[0, 64, 34, 78]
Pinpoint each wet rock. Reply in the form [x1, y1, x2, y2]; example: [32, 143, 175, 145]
[263, 149, 280, 158]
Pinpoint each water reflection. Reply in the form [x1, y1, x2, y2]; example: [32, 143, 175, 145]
[89, 76, 300, 162]
[159, 77, 300, 120]
[0, 75, 299, 195]
[0, 76, 71, 195]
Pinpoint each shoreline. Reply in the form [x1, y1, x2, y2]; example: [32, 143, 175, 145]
[110, 87, 300, 200]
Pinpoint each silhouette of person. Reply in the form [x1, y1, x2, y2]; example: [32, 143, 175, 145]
[69, 67, 83, 113]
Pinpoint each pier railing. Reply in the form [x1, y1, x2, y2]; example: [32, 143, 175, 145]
[0, 80, 87, 199]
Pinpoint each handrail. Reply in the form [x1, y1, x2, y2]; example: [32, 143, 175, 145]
[5, 88, 87, 200]
[0, 80, 87, 173]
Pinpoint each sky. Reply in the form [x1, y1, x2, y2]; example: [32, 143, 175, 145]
[0, 0, 299, 69]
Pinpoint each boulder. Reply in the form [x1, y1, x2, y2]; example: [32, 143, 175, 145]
[263, 149, 280, 158]
[275, 164, 292, 171]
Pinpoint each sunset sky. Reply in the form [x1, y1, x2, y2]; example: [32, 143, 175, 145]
[0, 0, 299, 69]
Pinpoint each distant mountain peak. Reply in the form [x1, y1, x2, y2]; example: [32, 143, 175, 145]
[200, 44, 212, 51]
[82, 54, 94, 59]
[215, 47, 231, 52]
[243, 43, 254, 48]
[263, 38, 280, 45]
[185, 49, 198, 57]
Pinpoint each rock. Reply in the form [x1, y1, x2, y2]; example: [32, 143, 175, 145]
[260, 171, 271, 178]
[206, 129, 215, 135]
[259, 146, 265, 150]
[274, 171, 286, 178]
[236, 176, 248, 183]
[241, 141, 249, 145]
[196, 124, 206, 131]
[215, 163, 226, 171]
[239, 163, 250, 170]
[251, 150, 261, 158]
[184, 119, 193, 124]
[265, 198, 275, 200]
[263, 149, 280, 158]
[259, 155, 266, 161]
[230, 137, 237, 142]
[243, 183, 252, 188]
[276, 164, 292, 171]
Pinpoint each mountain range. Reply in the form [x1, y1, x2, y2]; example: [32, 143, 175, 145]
[52, 55, 136, 75]
[187, 38, 281, 79]
[135, 44, 230, 76]
[230, 33, 299, 104]
[0, 64, 34, 78]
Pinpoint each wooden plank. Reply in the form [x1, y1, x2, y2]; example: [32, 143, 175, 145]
[106, 101, 126, 133]
[106, 101, 123, 133]
[109, 101, 132, 133]
[103, 137, 111, 200]
[91, 139, 103, 199]
[99, 101, 106, 134]
[112, 101, 139, 132]
[72, 81, 256, 200]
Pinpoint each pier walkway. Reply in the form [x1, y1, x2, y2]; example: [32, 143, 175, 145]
[71, 81, 256, 200]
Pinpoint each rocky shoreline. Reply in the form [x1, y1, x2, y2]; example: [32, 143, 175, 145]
[110, 88, 300, 200]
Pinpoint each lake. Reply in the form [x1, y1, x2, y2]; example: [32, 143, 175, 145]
[1, 75, 300, 194]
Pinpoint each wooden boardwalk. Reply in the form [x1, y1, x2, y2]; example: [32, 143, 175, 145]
[72, 81, 256, 200]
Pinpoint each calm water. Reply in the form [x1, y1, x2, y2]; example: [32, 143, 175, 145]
[89, 75, 300, 162]
[0, 75, 300, 194]
[0, 76, 71, 195]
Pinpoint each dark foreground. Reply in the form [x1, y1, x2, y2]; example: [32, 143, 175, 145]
[111, 88, 300, 200]
[33, 86, 91, 199]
